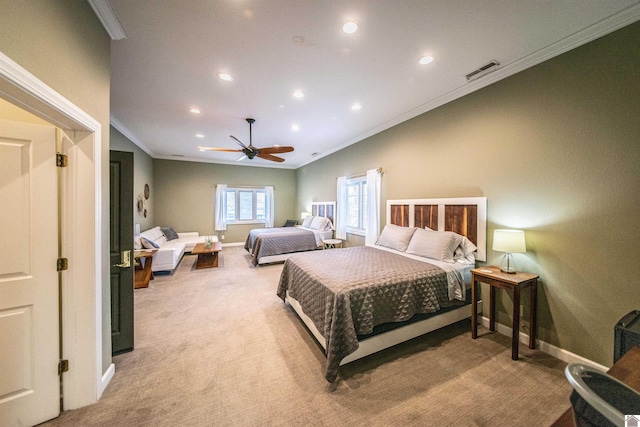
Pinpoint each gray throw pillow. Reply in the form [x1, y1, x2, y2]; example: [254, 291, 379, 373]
[162, 227, 179, 241]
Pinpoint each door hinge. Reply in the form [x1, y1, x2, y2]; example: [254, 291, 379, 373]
[58, 359, 69, 375]
[56, 153, 68, 167]
[57, 258, 68, 271]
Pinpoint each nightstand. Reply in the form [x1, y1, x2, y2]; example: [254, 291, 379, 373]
[322, 239, 343, 249]
[471, 266, 539, 360]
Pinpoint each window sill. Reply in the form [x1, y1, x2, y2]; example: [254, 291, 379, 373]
[227, 221, 265, 226]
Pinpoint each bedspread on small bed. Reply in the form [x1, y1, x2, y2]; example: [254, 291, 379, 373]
[276, 246, 453, 382]
[244, 227, 319, 266]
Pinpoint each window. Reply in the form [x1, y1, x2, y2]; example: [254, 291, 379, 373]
[225, 187, 266, 224]
[346, 176, 367, 233]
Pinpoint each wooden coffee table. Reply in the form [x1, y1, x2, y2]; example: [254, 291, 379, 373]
[191, 242, 222, 269]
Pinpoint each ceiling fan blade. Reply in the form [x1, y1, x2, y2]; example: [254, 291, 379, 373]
[198, 146, 242, 153]
[230, 135, 252, 151]
[259, 146, 294, 154]
[257, 152, 285, 162]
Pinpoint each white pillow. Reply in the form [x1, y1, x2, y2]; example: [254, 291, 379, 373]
[310, 216, 331, 231]
[375, 224, 416, 252]
[134, 236, 142, 250]
[453, 236, 477, 263]
[406, 228, 460, 263]
[460, 236, 477, 257]
[301, 215, 313, 228]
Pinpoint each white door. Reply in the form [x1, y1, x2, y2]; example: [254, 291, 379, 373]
[0, 119, 60, 426]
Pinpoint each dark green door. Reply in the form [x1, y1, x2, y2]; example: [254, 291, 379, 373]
[110, 150, 134, 355]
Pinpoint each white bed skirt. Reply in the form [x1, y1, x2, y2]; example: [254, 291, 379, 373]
[286, 291, 483, 366]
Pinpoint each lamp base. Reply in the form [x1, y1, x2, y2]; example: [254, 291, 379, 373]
[499, 253, 517, 274]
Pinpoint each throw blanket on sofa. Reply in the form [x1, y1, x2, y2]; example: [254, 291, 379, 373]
[277, 246, 453, 382]
[244, 227, 319, 266]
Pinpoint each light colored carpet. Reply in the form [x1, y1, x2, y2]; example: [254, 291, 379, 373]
[42, 246, 573, 426]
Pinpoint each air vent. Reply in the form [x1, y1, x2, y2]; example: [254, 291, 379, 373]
[465, 60, 500, 82]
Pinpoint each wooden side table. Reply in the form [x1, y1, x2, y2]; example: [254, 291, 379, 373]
[322, 239, 343, 249]
[134, 250, 156, 289]
[471, 266, 539, 360]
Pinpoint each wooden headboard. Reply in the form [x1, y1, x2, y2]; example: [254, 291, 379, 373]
[386, 197, 487, 261]
[311, 201, 336, 225]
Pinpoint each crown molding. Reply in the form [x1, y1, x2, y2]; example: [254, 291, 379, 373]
[87, 0, 127, 40]
[110, 115, 155, 156]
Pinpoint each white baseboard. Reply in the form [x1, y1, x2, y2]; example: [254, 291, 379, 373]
[480, 316, 609, 372]
[221, 242, 244, 248]
[98, 362, 115, 398]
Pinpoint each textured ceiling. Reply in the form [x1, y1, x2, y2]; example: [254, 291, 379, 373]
[108, 0, 640, 168]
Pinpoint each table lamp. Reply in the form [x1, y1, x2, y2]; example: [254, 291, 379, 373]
[493, 229, 526, 273]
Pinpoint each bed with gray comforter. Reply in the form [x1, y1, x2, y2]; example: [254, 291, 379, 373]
[277, 245, 461, 382]
[245, 227, 320, 266]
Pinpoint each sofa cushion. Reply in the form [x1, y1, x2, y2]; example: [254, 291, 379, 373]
[140, 226, 167, 247]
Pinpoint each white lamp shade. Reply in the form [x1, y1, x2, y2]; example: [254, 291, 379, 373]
[301, 211, 311, 220]
[492, 229, 526, 253]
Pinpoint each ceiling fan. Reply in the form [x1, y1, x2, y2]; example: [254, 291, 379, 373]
[198, 118, 294, 163]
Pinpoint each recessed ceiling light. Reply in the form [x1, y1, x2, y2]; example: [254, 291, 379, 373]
[351, 103, 362, 111]
[292, 90, 304, 99]
[190, 108, 201, 114]
[217, 72, 233, 81]
[196, 133, 204, 138]
[341, 20, 359, 35]
[419, 55, 434, 65]
[291, 124, 299, 131]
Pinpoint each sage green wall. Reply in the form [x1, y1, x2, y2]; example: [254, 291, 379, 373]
[153, 160, 296, 244]
[110, 126, 155, 231]
[296, 22, 640, 366]
[0, 1, 112, 372]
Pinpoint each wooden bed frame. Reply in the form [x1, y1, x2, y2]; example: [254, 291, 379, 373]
[286, 196, 486, 367]
[255, 201, 335, 265]
[387, 196, 487, 261]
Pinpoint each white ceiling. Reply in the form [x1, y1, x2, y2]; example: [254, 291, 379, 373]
[107, 0, 640, 169]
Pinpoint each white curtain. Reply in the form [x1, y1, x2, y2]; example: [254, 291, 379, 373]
[264, 186, 275, 228]
[214, 184, 227, 231]
[365, 168, 381, 246]
[335, 176, 347, 239]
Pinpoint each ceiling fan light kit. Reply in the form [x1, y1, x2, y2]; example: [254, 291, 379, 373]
[199, 118, 294, 163]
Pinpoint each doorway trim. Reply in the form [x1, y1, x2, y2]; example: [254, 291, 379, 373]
[0, 51, 110, 409]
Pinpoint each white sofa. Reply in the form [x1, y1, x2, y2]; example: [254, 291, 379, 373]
[137, 226, 216, 272]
